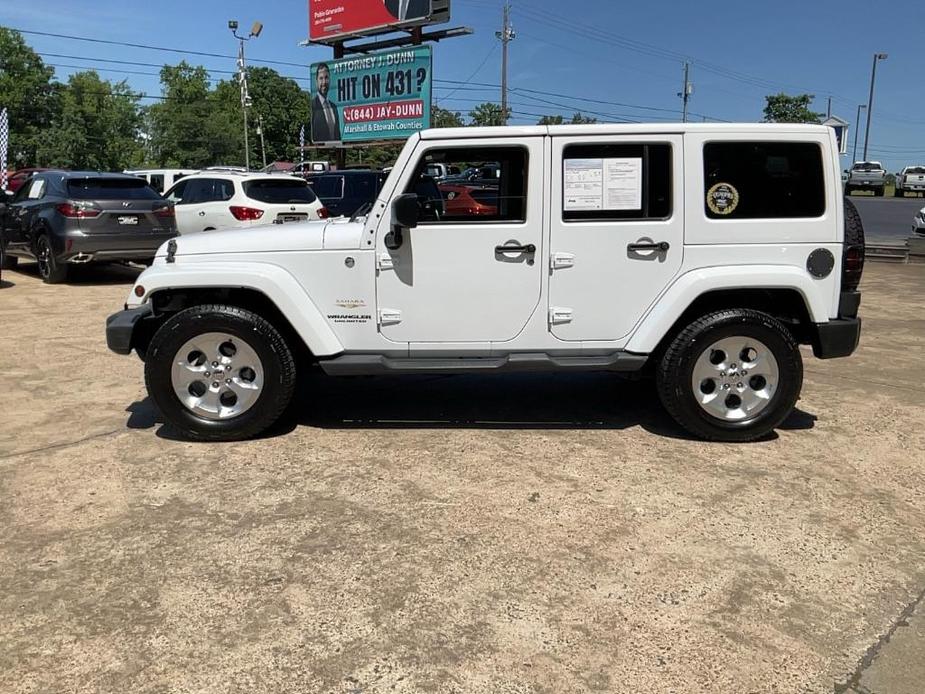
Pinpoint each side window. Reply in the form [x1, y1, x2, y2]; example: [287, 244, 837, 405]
[703, 142, 825, 219]
[181, 178, 232, 204]
[405, 146, 528, 223]
[562, 143, 671, 221]
[149, 174, 165, 193]
[26, 178, 47, 200]
[11, 179, 33, 203]
[166, 180, 189, 204]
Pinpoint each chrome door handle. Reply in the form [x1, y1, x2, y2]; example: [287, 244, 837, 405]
[627, 241, 670, 252]
[495, 243, 536, 254]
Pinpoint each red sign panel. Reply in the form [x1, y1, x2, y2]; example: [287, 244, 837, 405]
[309, 0, 433, 43]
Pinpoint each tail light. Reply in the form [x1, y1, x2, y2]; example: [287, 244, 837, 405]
[842, 245, 865, 292]
[229, 205, 264, 221]
[56, 202, 101, 218]
[317, 207, 330, 219]
[154, 205, 175, 218]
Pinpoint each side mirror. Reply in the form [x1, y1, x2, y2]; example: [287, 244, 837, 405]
[391, 193, 420, 229]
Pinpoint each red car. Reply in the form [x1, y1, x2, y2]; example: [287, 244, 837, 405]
[438, 184, 499, 218]
[7, 168, 51, 193]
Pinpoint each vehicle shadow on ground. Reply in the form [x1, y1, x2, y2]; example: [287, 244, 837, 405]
[126, 371, 817, 443]
[10, 262, 142, 285]
[0, 279, 14, 289]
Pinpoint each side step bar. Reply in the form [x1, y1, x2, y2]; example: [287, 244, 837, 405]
[318, 352, 648, 376]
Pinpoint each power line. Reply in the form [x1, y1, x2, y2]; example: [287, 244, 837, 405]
[11, 27, 309, 69]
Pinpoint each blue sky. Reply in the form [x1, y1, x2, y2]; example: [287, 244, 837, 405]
[2, 0, 923, 171]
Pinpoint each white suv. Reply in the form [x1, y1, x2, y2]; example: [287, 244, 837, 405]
[108, 123, 864, 443]
[164, 172, 327, 235]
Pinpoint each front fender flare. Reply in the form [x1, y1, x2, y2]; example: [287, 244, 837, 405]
[128, 261, 344, 357]
[625, 265, 830, 354]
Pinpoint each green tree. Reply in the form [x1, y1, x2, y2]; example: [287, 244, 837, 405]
[0, 27, 59, 167]
[211, 67, 312, 167]
[432, 106, 464, 128]
[763, 93, 824, 124]
[37, 71, 143, 170]
[469, 102, 510, 127]
[147, 62, 217, 167]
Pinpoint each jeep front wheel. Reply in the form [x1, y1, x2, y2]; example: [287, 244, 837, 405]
[656, 309, 803, 442]
[144, 304, 296, 441]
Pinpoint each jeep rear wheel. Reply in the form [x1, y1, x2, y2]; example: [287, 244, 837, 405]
[656, 309, 803, 442]
[144, 304, 296, 441]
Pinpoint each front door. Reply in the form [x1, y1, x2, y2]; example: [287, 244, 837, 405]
[376, 138, 545, 345]
[548, 135, 684, 341]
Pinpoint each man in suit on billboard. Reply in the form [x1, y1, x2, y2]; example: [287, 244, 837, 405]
[311, 63, 340, 143]
[384, 0, 431, 22]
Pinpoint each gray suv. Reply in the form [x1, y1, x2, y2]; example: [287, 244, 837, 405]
[0, 171, 177, 283]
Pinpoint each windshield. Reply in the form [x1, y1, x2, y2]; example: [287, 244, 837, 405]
[907, 167, 925, 174]
[67, 178, 161, 200]
[243, 179, 318, 204]
[852, 162, 882, 171]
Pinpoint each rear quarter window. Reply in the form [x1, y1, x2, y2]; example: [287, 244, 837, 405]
[704, 142, 825, 219]
[306, 176, 344, 199]
[244, 179, 318, 204]
[67, 178, 161, 200]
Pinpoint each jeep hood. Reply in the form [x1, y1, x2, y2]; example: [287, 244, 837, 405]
[155, 218, 366, 257]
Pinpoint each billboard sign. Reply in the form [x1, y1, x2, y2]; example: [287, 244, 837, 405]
[309, 0, 449, 44]
[311, 46, 432, 145]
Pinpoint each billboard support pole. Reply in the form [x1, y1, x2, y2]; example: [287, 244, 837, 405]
[333, 41, 347, 170]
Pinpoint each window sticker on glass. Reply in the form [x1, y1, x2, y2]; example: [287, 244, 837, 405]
[603, 158, 642, 210]
[564, 159, 604, 210]
[564, 158, 642, 211]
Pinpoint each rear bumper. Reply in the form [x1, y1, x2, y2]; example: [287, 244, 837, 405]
[62, 231, 177, 262]
[810, 318, 861, 359]
[106, 304, 153, 355]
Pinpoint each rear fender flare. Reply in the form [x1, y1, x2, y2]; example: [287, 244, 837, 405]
[625, 265, 829, 354]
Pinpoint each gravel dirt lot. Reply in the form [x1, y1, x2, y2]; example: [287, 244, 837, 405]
[1, 260, 924, 694]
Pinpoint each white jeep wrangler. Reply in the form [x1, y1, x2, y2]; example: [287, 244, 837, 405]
[106, 124, 864, 442]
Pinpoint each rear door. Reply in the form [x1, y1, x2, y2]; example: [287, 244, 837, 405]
[548, 134, 684, 341]
[170, 178, 234, 232]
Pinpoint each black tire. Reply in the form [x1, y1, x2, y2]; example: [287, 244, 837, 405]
[0, 246, 17, 269]
[35, 234, 68, 283]
[874, 188, 884, 197]
[144, 304, 297, 441]
[894, 188, 904, 198]
[656, 309, 803, 442]
[844, 185, 853, 196]
[844, 197, 865, 248]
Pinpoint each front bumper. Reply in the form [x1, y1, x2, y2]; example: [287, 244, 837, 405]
[106, 304, 153, 355]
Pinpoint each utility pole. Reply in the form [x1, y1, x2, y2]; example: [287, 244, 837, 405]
[678, 62, 692, 123]
[256, 114, 267, 169]
[229, 20, 263, 170]
[863, 52, 888, 161]
[826, 97, 832, 119]
[496, 3, 514, 125]
[852, 104, 866, 164]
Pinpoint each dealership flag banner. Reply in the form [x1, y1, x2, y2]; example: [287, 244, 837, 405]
[0, 108, 8, 191]
[310, 46, 432, 145]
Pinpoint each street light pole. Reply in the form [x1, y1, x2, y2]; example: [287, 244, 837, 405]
[862, 52, 887, 162]
[229, 20, 263, 171]
[852, 104, 866, 164]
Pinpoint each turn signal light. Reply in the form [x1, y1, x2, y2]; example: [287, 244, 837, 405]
[154, 206, 175, 218]
[317, 207, 330, 219]
[229, 205, 265, 221]
[56, 202, 101, 218]
[842, 245, 865, 292]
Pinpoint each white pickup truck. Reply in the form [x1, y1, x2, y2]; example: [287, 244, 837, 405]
[107, 124, 864, 442]
[894, 165, 925, 197]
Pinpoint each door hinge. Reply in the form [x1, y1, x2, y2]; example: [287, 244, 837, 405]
[378, 308, 402, 325]
[377, 253, 394, 270]
[549, 307, 573, 325]
[551, 252, 575, 270]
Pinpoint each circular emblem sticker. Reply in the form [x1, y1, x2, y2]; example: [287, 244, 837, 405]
[707, 182, 740, 216]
